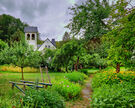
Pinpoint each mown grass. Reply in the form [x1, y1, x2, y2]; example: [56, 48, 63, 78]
[0, 68, 93, 108]
[0, 71, 67, 107]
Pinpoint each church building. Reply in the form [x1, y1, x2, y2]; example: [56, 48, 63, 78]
[24, 26, 56, 51]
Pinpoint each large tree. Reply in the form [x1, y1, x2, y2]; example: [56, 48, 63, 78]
[103, 9, 135, 73]
[67, 0, 111, 40]
[52, 39, 85, 71]
[0, 14, 27, 43]
[0, 41, 41, 80]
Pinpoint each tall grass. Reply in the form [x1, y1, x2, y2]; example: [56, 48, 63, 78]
[0, 65, 39, 73]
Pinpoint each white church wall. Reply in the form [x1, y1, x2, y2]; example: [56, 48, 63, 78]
[25, 33, 37, 50]
[38, 39, 56, 51]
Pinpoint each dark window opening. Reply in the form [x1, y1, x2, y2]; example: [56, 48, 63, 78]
[27, 34, 30, 40]
[48, 45, 50, 48]
[32, 34, 35, 40]
[45, 45, 47, 48]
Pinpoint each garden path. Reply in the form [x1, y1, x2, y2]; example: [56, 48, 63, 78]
[67, 75, 93, 108]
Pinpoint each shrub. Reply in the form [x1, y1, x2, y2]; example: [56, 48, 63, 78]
[91, 70, 135, 107]
[91, 83, 135, 108]
[52, 78, 82, 100]
[92, 70, 135, 88]
[79, 69, 89, 75]
[79, 68, 99, 75]
[21, 88, 65, 108]
[65, 72, 88, 84]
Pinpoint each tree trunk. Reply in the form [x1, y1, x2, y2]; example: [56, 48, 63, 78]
[74, 64, 77, 71]
[21, 67, 24, 80]
[116, 63, 120, 73]
[99, 65, 101, 70]
[45, 66, 51, 84]
[66, 67, 68, 72]
[76, 57, 79, 71]
[40, 66, 44, 83]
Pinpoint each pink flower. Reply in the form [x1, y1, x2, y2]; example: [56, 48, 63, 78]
[67, 85, 69, 87]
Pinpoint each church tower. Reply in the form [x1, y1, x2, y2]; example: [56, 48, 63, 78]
[24, 26, 38, 50]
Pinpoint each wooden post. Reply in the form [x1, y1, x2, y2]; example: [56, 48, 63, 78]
[45, 66, 51, 84]
[21, 67, 24, 80]
[116, 63, 120, 73]
[40, 66, 44, 83]
[24, 82, 26, 90]
[12, 83, 15, 89]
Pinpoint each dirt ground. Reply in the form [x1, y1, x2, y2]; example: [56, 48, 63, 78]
[66, 75, 93, 108]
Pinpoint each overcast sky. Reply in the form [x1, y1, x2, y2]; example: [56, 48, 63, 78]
[0, 0, 84, 41]
[0, 0, 134, 41]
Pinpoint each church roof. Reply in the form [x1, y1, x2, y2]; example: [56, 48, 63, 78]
[24, 26, 38, 33]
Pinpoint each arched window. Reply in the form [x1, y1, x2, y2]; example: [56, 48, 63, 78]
[32, 34, 35, 40]
[27, 34, 30, 40]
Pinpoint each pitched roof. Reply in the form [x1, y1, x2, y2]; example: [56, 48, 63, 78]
[37, 44, 41, 48]
[45, 38, 56, 48]
[38, 38, 56, 51]
[24, 26, 38, 33]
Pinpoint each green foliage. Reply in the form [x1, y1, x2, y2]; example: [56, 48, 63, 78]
[90, 53, 107, 68]
[52, 39, 85, 71]
[21, 88, 65, 108]
[0, 14, 27, 43]
[92, 70, 135, 88]
[0, 39, 8, 51]
[91, 83, 135, 108]
[67, 0, 111, 40]
[91, 69, 135, 107]
[79, 53, 107, 69]
[0, 42, 41, 68]
[10, 29, 25, 43]
[79, 53, 92, 68]
[0, 41, 41, 79]
[62, 31, 70, 41]
[65, 72, 88, 84]
[79, 68, 99, 75]
[41, 49, 56, 68]
[52, 79, 82, 100]
[103, 7, 135, 69]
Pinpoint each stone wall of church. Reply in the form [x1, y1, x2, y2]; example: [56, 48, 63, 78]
[25, 33, 37, 50]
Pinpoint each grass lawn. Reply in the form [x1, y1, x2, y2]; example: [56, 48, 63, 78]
[0, 68, 98, 107]
[0, 71, 67, 91]
[0, 71, 69, 107]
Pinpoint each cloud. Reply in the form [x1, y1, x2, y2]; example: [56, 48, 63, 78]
[0, 0, 84, 41]
[68, 0, 76, 5]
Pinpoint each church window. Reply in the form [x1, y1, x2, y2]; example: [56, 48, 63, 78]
[48, 45, 50, 48]
[27, 34, 30, 40]
[45, 45, 47, 48]
[32, 34, 35, 40]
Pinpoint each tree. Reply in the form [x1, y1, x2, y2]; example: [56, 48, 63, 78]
[67, 0, 111, 40]
[62, 32, 70, 41]
[56, 32, 70, 49]
[0, 39, 8, 51]
[0, 41, 41, 80]
[10, 29, 25, 43]
[52, 39, 85, 71]
[103, 9, 135, 73]
[41, 49, 56, 69]
[0, 14, 27, 43]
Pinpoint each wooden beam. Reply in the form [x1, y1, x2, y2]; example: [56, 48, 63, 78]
[9, 81, 44, 88]
[20, 80, 52, 86]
